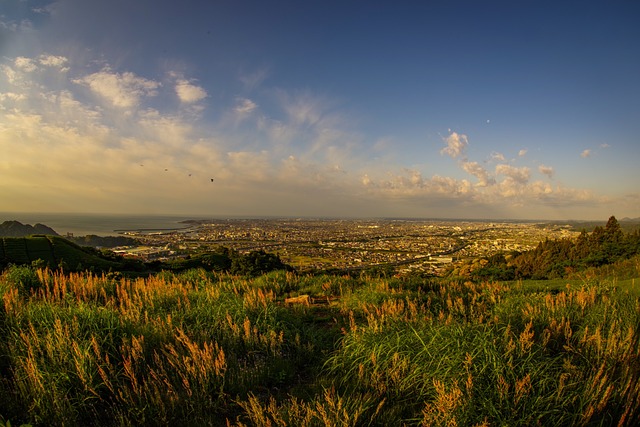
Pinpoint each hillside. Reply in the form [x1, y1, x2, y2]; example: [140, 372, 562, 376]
[0, 235, 124, 271]
[0, 220, 59, 237]
[454, 216, 640, 280]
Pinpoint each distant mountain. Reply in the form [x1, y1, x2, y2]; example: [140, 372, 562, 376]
[0, 220, 59, 237]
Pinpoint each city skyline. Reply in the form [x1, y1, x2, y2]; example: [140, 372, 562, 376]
[1, 1, 639, 220]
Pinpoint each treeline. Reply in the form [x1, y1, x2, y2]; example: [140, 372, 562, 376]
[158, 246, 292, 276]
[68, 234, 139, 248]
[472, 216, 640, 280]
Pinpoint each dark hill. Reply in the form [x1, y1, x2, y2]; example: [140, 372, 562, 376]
[0, 220, 59, 237]
[0, 235, 125, 272]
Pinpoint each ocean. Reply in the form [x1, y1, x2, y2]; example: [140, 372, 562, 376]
[0, 212, 209, 236]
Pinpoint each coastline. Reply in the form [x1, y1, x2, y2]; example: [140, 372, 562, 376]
[0, 212, 200, 236]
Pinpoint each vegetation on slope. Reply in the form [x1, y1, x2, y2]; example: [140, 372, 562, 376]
[460, 216, 640, 281]
[0, 256, 638, 426]
[0, 236, 125, 272]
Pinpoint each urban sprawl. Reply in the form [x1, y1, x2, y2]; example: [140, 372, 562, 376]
[112, 219, 578, 276]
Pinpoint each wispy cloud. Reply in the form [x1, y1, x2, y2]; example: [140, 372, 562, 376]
[581, 149, 591, 158]
[239, 67, 270, 91]
[490, 151, 505, 162]
[0, 52, 612, 218]
[235, 98, 257, 114]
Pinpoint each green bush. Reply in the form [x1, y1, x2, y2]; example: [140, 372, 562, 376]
[3, 264, 41, 296]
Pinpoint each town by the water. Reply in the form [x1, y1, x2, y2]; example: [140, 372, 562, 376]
[112, 218, 579, 276]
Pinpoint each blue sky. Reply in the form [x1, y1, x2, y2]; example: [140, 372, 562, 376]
[1, 0, 639, 220]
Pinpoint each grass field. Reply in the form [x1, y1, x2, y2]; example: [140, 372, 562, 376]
[1, 260, 639, 426]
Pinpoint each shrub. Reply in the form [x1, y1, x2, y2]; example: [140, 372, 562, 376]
[3, 265, 41, 296]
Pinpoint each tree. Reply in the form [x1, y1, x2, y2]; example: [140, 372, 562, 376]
[604, 216, 623, 243]
[230, 250, 292, 276]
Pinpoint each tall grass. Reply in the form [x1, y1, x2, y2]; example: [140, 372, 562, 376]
[324, 279, 640, 426]
[0, 267, 338, 426]
[0, 266, 638, 426]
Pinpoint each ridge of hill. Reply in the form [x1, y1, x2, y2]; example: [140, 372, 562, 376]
[0, 220, 59, 237]
[0, 220, 140, 248]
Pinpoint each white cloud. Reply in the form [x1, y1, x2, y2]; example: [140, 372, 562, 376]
[175, 79, 207, 104]
[462, 161, 495, 187]
[581, 149, 591, 158]
[73, 69, 160, 108]
[1, 64, 21, 86]
[38, 54, 69, 70]
[14, 57, 38, 72]
[0, 51, 617, 219]
[518, 149, 527, 157]
[0, 92, 27, 103]
[530, 181, 553, 196]
[538, 164, 554, 179]
[440, 131, 468, 159]
[12, 55, 68, 73]
[495, 164, 530, 184]
[600, 143, 610, 148]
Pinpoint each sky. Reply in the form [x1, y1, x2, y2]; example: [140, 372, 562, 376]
[1, 0, 639, 220]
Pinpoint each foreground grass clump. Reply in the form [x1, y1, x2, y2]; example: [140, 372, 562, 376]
[0, 265, 639, 426]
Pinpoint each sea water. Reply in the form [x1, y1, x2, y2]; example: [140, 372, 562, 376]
[0, 212, 210, 236]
